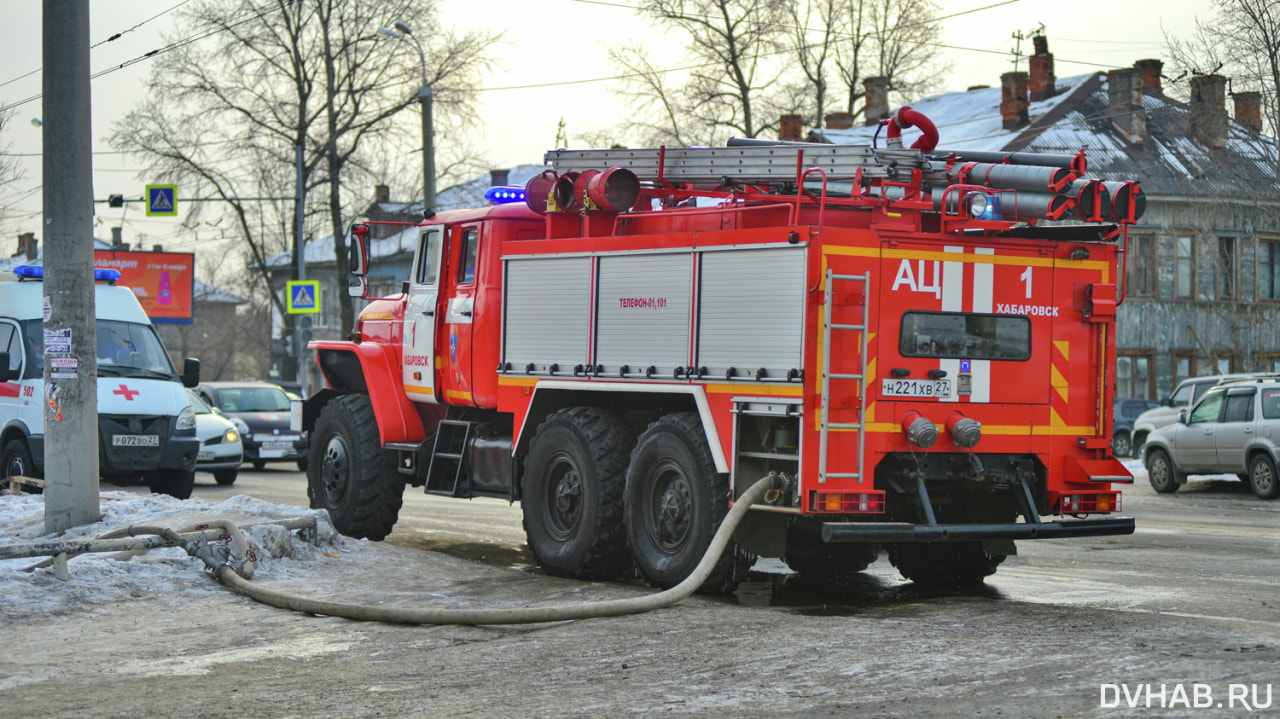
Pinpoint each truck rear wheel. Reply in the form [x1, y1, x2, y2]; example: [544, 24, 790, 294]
[887, 542, 1005, 586]
[149, 469, 195, 500]
[625, 412, 752, 594]
[522, 407, 634, 580]
[308, 394, 404, 541]
[785, 527, 879, 584]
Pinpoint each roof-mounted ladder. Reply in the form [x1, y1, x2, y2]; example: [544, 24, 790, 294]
[543, 145, 929, 185]
[818, 269, 870, 485]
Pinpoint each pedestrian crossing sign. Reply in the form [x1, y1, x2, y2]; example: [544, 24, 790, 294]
[287, 280, 320, 314]
[145, 184, 178, 217]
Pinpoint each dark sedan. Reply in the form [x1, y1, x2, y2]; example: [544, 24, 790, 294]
[1113, 398, 1161, 458]
[195, 381, 308, 470]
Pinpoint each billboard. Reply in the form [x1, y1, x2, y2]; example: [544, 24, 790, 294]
[94, 250, 195, 324]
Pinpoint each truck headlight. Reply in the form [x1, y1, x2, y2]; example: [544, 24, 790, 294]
[176, 405, 196, 431]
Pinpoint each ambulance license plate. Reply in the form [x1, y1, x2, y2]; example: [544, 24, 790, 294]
[113, 434, 159, 447]
[881, 379, 951, 398]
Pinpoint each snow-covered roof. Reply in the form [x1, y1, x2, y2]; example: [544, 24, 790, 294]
[818, 72, 1279, 199]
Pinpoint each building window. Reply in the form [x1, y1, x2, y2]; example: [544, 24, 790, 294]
[1215, 236, 1237, 300]
[1256, 352, 1280, 373]
[1172, 350, 1197, 388]
[1260, 237, 1280, 300]
[1116, 351, 1155, 399]
[1127, 233, 1156, 298]
[1175, 234, 1195, 299]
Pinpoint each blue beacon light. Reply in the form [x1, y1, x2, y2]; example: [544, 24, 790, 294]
[12, 265, 121, 282]
[485, 185, 526, 205]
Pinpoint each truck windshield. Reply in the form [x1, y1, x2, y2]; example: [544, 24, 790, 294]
[899, 311, 1030, 360]
[21, 319, 178, 380]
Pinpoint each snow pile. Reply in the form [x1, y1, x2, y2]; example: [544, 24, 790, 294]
[0, 490, 350, 618]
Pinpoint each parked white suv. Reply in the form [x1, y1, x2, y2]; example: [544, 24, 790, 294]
[1141, 377, 1280, 499]
[1131, 373, 1275, 456]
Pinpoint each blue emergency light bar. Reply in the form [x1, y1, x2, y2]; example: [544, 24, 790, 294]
[485, 185, 526, 205]
[12, 265, 121, 283]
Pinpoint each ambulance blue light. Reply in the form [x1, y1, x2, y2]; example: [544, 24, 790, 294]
[10, 266, 121, 282]
[485, 185, 526, 205]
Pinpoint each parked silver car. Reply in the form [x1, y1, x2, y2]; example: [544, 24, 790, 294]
[1141, 378, 1280, 499]
[1130, 373, 1276, 456]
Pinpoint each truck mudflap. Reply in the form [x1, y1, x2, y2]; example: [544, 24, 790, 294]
[820, 517, 1135, 543]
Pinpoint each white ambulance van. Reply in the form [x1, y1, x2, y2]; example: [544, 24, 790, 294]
[0, 265, 202, 498]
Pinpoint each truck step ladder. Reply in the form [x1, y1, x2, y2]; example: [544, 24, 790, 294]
[818, 269, 870, 484]
[424, 420, 473, 496]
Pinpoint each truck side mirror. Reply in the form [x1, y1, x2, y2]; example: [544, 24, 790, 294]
[1179, 409, 1188, 424]
[347, 275, 369, 299]
[348, 223, 370, 276]
[0, 352, 11, 383]
[181, 358, 200, 388]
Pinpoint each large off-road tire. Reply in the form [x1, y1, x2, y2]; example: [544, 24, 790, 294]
[149, 469, 195, 500]
[522, 407, 634, 580]
[785, 527, 879, 584]
[1247, 453, 1280, 500]
[887, 542, 1005, 586]
[1145, 448, 1182, 494]
[308, 394, 404, 540]
[213, 469, 238, 486]
[625, 412, 753, 594]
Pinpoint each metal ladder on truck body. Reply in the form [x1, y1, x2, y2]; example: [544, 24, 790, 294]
[818, 269, 870, 485]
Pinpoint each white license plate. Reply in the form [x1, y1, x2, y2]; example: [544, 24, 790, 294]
[260, 441, 294, 451]
[197, 451, 215, 461]
[881, 378, 951, 398]
[259, 448, 287, 459]
[112, 434, 159, 447]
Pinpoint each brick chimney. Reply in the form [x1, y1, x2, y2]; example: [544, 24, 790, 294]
[15, 232, 36, 260]
[1134, 59, 1163, 95]
[1190, 74, 1229, 150]
[1028, 35, 1055, 101]
[779, 114, 803, 142]
[863, 76, 890, 126]
[1107, 68, 1146, 146]
[1000, 71, 1029, 130]
[374, 184, 390, 204]
[1234, 90, 1263, 133]
[825, 112, 854, 130]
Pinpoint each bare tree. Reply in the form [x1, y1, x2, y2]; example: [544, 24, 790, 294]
[827, 0, 948, 120]
[111, 0, 500, 373]
[1165, 0, 1280, 160]
[609, 0, 791, 146]
[0, 106, 25, 227]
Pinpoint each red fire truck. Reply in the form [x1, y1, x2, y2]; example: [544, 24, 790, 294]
[297, 108, 1138, 590]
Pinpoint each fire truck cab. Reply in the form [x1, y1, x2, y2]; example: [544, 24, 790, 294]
[299, 109, 1137, 591]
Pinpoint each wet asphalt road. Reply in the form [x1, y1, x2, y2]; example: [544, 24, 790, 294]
[28, 464, 1276, 717]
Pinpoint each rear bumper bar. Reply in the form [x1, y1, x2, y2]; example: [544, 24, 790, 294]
[820, 517, 1135, 543]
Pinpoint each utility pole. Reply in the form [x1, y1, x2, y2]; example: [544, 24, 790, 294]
[42, 0, 100, 532]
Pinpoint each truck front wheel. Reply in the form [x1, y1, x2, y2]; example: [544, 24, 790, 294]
[522, 407, 634, 580]
[307, 394, 404, 540]
[625, 413, 752, 594]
